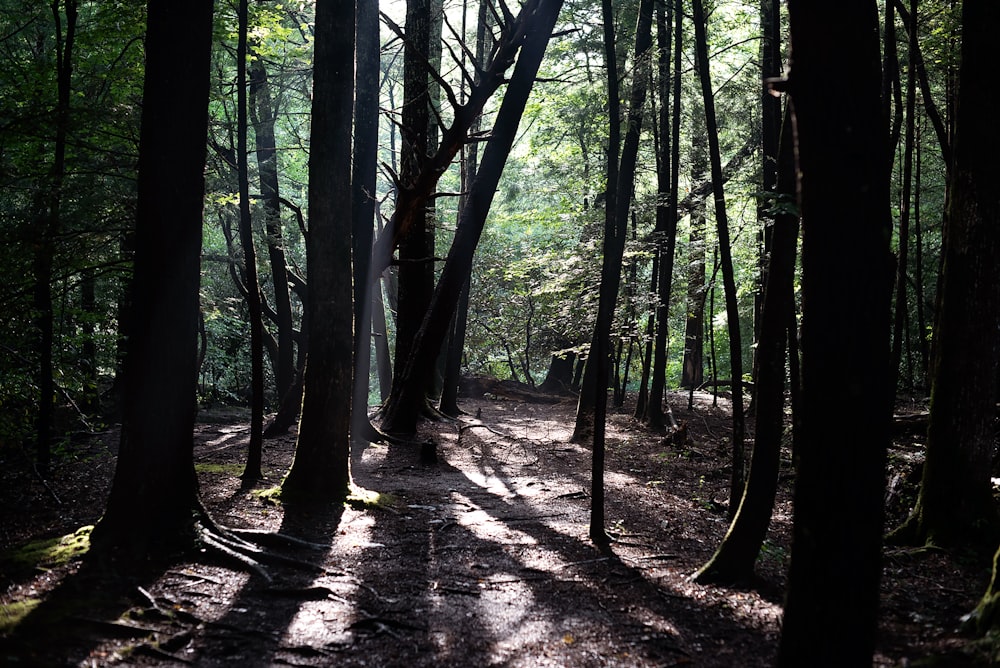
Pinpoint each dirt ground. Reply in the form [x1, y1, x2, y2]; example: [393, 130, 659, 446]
[0, 388, 995, 666]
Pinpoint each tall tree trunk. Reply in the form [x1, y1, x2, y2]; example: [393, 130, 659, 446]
[236, 0, 266, 483]
[889, 0, 917, 397]
[694, 106, 796, 585]
[888, 0, 1000, 551]
[90, 0, 215, 559]
[589, 0, 654, 548]
[281, 0, 355, 504]
[440, 0, 492, 417]
[646, 0, 683, 430]
[682, 101, 707, 391]
[379, 0, 564, 437]
[391, 0, 434, 403]
[777, 2, 891, 665]
[351, 0, 381, 440]
[249, 59, 295, 404]
[692, 0, 746, 513]
[571, 0, 621, 442]
[32, 0, 77, 477]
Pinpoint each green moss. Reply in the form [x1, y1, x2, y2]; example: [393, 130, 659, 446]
[194, 462, 247, 476]
[252, 485, 284, 505]
[0, 599, 41, 634]
[1, 525, 93, 575]
[346, 486, 396, 511]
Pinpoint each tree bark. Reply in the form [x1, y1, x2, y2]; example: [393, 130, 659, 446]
[281, 0, 355, 504]
[89, 0, 215, 560]
[694, 106, 796, 585]
[691, 0, 746, 514]
[889, 0, 1000, 551]
[379, 0, 564, 437]
[646, 0, 683, 431]
[236, 0, 265, 483]
[351, 0, 381, 439]
[776, 2, 891, 665]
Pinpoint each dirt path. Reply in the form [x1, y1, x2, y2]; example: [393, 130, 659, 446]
[0, 391, 990, 666]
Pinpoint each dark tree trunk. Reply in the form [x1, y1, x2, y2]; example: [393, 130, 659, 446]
[646, 0, 683, 430]
[32, 0, 77, 477]
[379, 0, 564, 437]
[281, 0, 355, 504]
[440, 0, 490, 417]
[391, 0, 434, 400]
[89, 0, 215, 560]
[351, 0, 381, 439]
[889, 0, 1000, 551]
[776, 2, 892, 665]
[589, 0, 654, 548]
[571, 0, 621, 443]
[692, 0, 746, 514]
[249, 59, 295, 404]
[682, 100, 707, 390]
[694, 107, 796, 585]
[889, 0, 917, 397]
[236, 0, 265, 483]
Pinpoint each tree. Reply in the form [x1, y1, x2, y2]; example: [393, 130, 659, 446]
[694, 107, 797, 585]
[235, 0, 266, 483]
[89, 0, 217, 559]
[643, 0, 682, 431]
[351, 0, 381, 441]
[32, 0, 77, 477]
[380, 0, 565, 437]
[777, 1, 892, 665]
[280, 0, 355, 503]
[691, 0, 746, 514]
[889, 0, 1000, 551]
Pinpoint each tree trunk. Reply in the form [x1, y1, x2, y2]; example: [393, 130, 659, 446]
[694, 106, 796, 585]
[889, 0, 917, 397]
[692, 0, 746, 514]
[281, 0, 355, 504]
[351, 0, 381, 439]
[379, 0, 564, 437]
[249, 59, 295, 404]
[89, 0, 215, 560]
[646, 0, 683, 431]
[236, 0, 266, 483]
[776, 2, 891, 665]
[571, 0, 622, 443]
[888, 0, 1000, 551]
[682, 99, 707, 390]
[391, 0, 435, 403]
[590, 0, 654, 548]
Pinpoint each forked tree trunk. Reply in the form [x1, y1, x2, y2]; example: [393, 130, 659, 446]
[379, 0, 564, 437]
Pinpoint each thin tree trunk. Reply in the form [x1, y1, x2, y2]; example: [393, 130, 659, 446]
[646, 0, 682, 430]
[890, 0, 917, 398]
[236, 0, 265, 483]
[572, 0, 621, 442]
[692, 0, 746, 514]
[694, 106, 797, 585]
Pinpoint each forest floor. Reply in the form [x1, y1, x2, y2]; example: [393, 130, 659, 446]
[0, 385, 996, 666]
